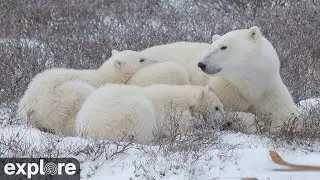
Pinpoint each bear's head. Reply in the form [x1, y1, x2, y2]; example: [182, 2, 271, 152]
[190, 86, 226, 128]
[198, 26, 280, 84]
[107, 49, 158, 83]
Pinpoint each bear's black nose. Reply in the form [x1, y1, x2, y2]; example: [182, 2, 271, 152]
[198, 62, 206, 70]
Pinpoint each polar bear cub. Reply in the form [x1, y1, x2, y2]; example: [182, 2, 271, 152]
[127, 61, 190, 86]
[18, 50, 158, 135]
[75, 84, 225, 142]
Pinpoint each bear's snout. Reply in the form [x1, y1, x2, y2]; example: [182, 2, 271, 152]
[197, 62, 206, 70]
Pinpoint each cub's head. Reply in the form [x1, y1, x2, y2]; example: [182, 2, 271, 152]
[109, 49, 158, 82]
[190, 86, 226, 128]
[198, 26, 279, 80]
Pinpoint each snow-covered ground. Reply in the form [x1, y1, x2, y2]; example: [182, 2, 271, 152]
[298, 98, 320, 111]
[0, 125, 319, 180]
[0, 99, 319, 180]
[88, 131, 320, 180]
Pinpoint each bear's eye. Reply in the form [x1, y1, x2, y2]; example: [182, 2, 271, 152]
[214, 107, 219, 111]
[140, 59, 145, 62]
[220, 46, 227, 50]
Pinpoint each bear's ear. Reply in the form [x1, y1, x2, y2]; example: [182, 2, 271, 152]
[111, 49, 119, 55]
[211, 34, 221, 43]
[248, 26, 261, 40]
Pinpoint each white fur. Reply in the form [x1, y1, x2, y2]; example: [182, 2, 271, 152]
[227, 112, 257, 133]
[127, 61, 190, 86]
[141, 42, 211, 85]
[18, 50, 158, 135]
[208, 76, 250, 112]
[75, 84, 225, 142]
[199, 26, 298, 130]
[141, 41, 249, 112]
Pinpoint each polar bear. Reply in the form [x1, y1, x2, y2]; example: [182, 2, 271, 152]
[18, 50, 158, 135]
[75, 84, 225, 142]
[198, 26, 298, 130]
[127, 61, 190, 86]
[140, 42, 212, 85]
[225, 112, 258, 133]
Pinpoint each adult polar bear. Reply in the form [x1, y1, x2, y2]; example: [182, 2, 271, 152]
[19, 50, 158, 136]
[141, 26, 298, 130]
[198, 26, 298, 130]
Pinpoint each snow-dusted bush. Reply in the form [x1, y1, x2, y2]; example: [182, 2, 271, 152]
[0, 0, 318, 106]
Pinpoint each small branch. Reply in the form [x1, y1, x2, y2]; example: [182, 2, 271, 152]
[269, 150, 320, 171]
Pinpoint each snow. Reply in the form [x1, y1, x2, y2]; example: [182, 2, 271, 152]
[0, 99, 319, 179]
[1, 125, 319, 179]
[298, 98, 320, 110]
[89, 132, 320, 180]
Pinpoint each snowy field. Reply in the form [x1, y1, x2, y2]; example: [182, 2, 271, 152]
[0, 98, 319, 180]
[90, 132, 320, 180]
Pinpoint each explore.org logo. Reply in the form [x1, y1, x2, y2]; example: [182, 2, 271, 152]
[0, 158, 80, 180]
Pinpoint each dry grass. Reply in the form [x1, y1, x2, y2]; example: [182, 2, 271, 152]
[223, 104, 320, 151]
[272, 106, 320, 149]
[0, 122, 133, 178]
[0, 0, 319, 107]
[133, 116, 221, 179]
